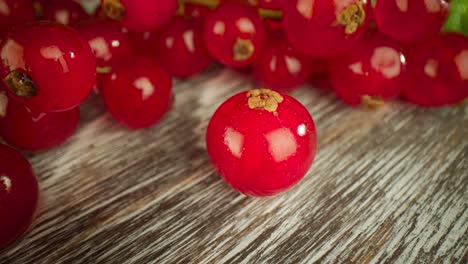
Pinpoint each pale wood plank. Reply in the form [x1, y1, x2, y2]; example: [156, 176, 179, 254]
[1, 68, 467, 263]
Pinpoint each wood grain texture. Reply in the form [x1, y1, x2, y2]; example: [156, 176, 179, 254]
[1, 68, 467, 263]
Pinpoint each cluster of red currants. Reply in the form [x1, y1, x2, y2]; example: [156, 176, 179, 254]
[0, 0, 467, 250]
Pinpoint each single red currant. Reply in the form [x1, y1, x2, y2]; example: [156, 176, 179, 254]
[0, 21, 96, 113]
[76, 19, 131, 68]
[253, 34, 311, 91]
[100, 0, 178, 32]
[283, 0, 371, 58]
[0, 90, 79, 151]
[152, 16, 211, 78]
[373, 0, 449, 44]
[0, 143, 38, 249]
[204, 1, 266, 67]
[402, 33, 468, 107]
[0, 0, 35, 37]
[40, 0, 89, 26]
[329, 32, 406, 108]
[206, 88, 317, 196]
[101, 57, 172, 129]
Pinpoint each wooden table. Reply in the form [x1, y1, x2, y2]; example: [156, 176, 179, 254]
[1, 68, 467, 263]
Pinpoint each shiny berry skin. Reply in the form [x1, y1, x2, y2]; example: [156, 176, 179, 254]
[127, 30, 155, 56]
[309, 59, 330, 90]
[40, 0, 89, 26]
[152, 16, 211, 78]
[206, 89, 317, 196]
[204, 1, 266, 67]
[183, 2, 212, 20]
[0, 143, 38, 249]
[402, 33, 468, 107]
[284, 0, 371, 58]
[329, 32, 406, 108]
[76, 19, 131, 68]
[101, 0, 178, 32]
[0, 90, 79, 151]
[0, 21, 96, 113]
[257, 0, 289, 10]
[373, 0, 449, 44]
[101, 57, 172, 129]
[253, 34, 311, 91]
[0, 0, 35, 37]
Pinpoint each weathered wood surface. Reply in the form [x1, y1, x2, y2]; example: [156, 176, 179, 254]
[1, 68, 467, 263]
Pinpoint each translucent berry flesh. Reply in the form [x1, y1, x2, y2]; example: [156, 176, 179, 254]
[203, 1, 266, 67]
[283, 0, 371, 57]
[101, 0, 178, 32]
[329, 32, 406, 108]
[76, 19, 131, 68]
[253, 34, 311, 91]
[101, 57, 172, 129]
[0, 143, 38, 249]
[206, 89, 317, 196]
[0, 90, 79, 151]
[40, 0, 89, 26]
[402, 33, 468, 107]
[0, 21, 96, 113]
[152, 16, 211, 78]
[373, 0, 449, 44]
[0, 0, 35, 37]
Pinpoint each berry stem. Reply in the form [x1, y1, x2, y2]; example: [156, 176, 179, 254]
[247, 89, 284, 112]
[3, 70, 38, 99]
[335, 3, 366, 34]
[102, 0, 125, 21]
[360, 95, 384, 110]
[258, 9, 282, 19]
[96, 66, 112, 74]
[233, 38, 255, 61]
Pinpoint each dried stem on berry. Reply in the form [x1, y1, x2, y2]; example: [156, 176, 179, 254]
[233, 38, 255, 61]
[102, 0, 125, 21]
[247, 89, 284, 112]
[335, 3, 366, 34]
[360, 95, 384, 110]
[3, 70, 38, 98]
[183, 0, 220, 9]
[96, 66, 112, 74]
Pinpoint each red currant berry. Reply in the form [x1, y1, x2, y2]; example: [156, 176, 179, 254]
[373, 0, 449, 44]
[204, 1, 266, 67]
[402, 33, 468, 107]
[40, 0, 89, 26]
[257, 0, 289, 11]
[0, 90, 79, 151]
[76, 19, 131, 68]
[0, 0, 35, 37]
[101, 57, 172, 129]
[152, 16, 211, 78]
[283, 0, 371, 58]
[206, 89, 317, 196]
[329, 32, 406, 108]
[0, 21, 96, 113]
[253, 34, 311, 91]
[100, 0, 177, 32]
[0, 143, 38, 249]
